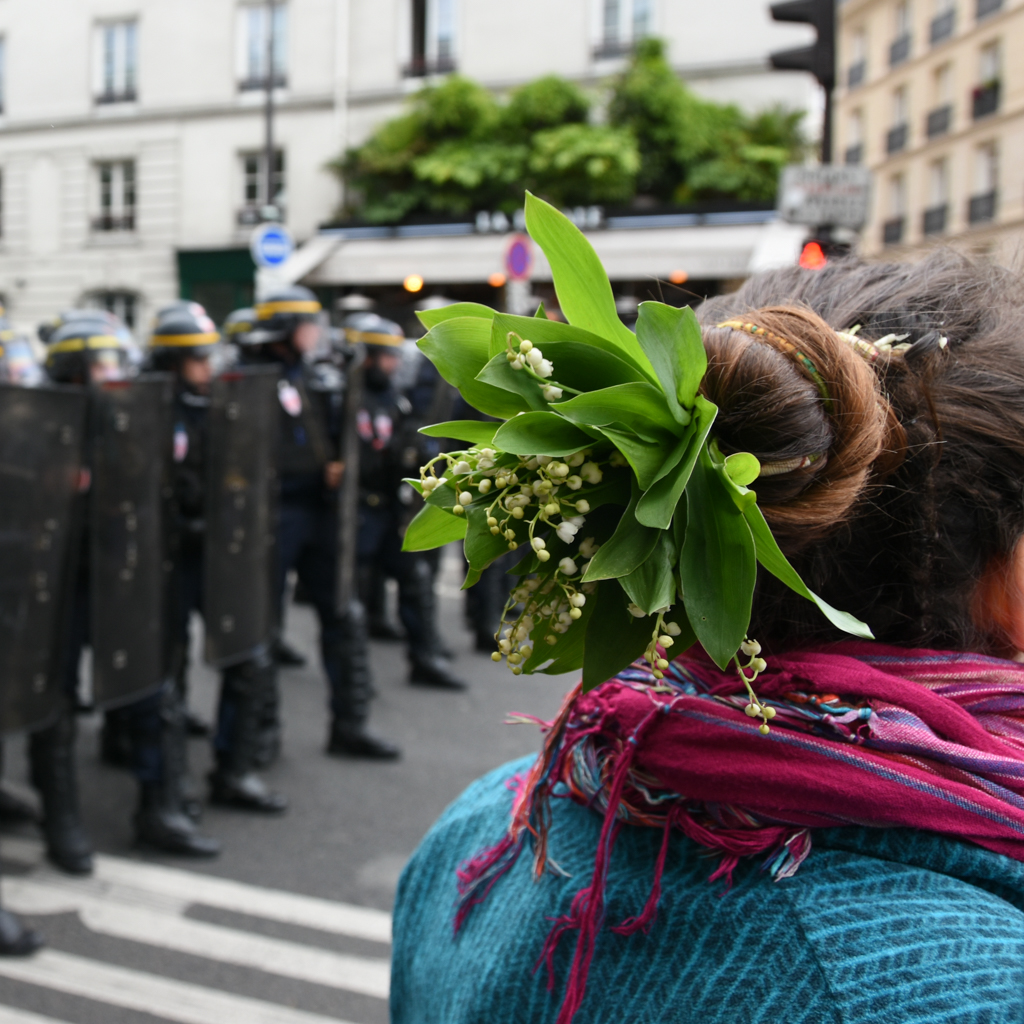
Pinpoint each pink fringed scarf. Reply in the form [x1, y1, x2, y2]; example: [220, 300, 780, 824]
[456, 643, 1024, 1024]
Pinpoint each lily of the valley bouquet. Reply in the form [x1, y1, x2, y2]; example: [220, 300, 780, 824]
[404, 194, 871, 730]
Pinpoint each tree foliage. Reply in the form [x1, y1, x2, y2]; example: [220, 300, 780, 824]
[333, 44, 806, 223]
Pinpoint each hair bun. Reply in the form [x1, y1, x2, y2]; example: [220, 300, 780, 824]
[701, 306, 895, 550]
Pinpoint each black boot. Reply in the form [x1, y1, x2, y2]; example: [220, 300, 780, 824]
[410, 654, 468, 690]
[135, 784, 221, 857]
[327, 720, 400, 760]
[185, 711, 210, 737]
[271, 638, 307, 667]
[251, 672, 282, 769]
[0, 908, 43, 956]
[0, 742, 37, 825]
[29, 713, 93, 875]
[403, 556, 467, 690]
[209, 655, 288, 814]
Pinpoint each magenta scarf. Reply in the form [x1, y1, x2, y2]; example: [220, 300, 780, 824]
[455, 643, 1024, 1024]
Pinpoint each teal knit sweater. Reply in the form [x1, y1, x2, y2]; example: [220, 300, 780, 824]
[391, 756, 1024, 1023]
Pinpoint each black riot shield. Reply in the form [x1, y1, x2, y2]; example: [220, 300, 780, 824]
[336, 357, 361, 613]
[90, 375, 174, 708]
[0, 384, 86, 733]
[203, 365, 278, 667]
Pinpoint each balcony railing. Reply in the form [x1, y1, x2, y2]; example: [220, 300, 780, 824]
[922, 204, 948, 235]
[91, 213, 135, 233]
[886, 123, 909, 154]
[237, 204, 287, 227]
[95, 87, 137, 105]
[889, 33, 911, 66]
[847, 60, 866, 88]
[977, 0, 1002, 18]
[883, 217, 905, 245]
[929, 9, 955, 44]
[968, 190, 997, 224]
[238, 73, 288, 92]
[402, 55, 457, 78]
[972, 81, 1000, 119]
[844, 143, 863, 165]
[926, 104, 952, 137]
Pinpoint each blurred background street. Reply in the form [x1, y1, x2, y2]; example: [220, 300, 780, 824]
[0, 547, 568, 1024]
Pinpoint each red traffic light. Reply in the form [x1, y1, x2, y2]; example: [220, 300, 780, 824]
[799, 240, 828, 270]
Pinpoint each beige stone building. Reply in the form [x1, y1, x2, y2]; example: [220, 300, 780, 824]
[835, 0, 1024, 262]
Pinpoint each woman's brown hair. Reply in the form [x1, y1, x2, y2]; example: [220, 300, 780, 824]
[695, 250, 1024, 654]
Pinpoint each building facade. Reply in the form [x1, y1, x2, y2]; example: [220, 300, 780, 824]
[0, 0, 819, 334]
[836, 0, 1023, 260]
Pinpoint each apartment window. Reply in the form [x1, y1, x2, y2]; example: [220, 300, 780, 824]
[848, 27, 867, 87]
[887, 85, 910, 153]
[976, 0, 1002, 19]
[85, 290, 137, 330]
[930, 0, 955, 44]
[238, 2, 287, 91]
[238, 150, 285, 224]
[891, 2, 912, 65]
[95, 20, 137, 104]
[927, 63, 953, 136]
[884, 173, 906, 244]
[845, 110, 864, 164]
[405, 0, 457, 77]
[0, 37, 6, 116]
[973, 41, 1000, 118]
[969, 141, 997, 223]
[593, 0, 651, 59]
[93, 160, 135, 232]
[923, 158, 949, 233]
[0, 168, 4, 239]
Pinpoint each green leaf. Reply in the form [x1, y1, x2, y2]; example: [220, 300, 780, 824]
[464, 504, 517, 576]
[416, 302, 496, 330]
[534, 302, 547, 318]
[725, 452, 761, 487]
[492, 411, 595, 457]
[402, 502, 468, 551]
[634, 302, 707, 420]
[679, 448, 756, 669]
[743, 503, 874, 638]
[424, 482, 460, 510]
[635, 395, 717, 529]
[490, 311, 656, 383]
[418, 317, 531, 419]
[476, 353, 547, 409]
[418, 420, 498, 445]
[593, 425, 666, 491]
[582, 484, 660, 581]
[581, 580, 653, 691]
[620, 533, 677, 614]
[524, 192, 654, 374]
[551, 382, 680, 439]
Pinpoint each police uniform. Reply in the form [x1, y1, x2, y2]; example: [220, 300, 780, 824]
[348, 314, 466, 691]
[236, 287, 399, 761]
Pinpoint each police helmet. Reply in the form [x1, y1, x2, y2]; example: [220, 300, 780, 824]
[253, 285, 322, 344]
[154, 300, 209, 325]
[343, 312, 405, 352]
[222, 306, 258, 345]
[45, 318, 134, 384]
[147, 306, 220, 371]
[0, 336, 43, 386]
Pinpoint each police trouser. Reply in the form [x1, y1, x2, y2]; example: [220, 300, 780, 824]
[276, 497, 371, 726]
[356, 504, 440, 660]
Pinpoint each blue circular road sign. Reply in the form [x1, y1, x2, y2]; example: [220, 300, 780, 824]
[250, 223, 294, 268]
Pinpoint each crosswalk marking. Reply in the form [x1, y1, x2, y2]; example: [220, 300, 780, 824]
[2, 837, 392, 943]
[0, 1007, 74, 1024]
[0, 949, 359, 1024]
[5, 878, 390, 999]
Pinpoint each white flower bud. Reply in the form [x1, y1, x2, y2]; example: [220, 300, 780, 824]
[752, 657, 768, 673]
[665, 622, 682, 636]
[536, 549, 551, 562]
[453, 504, 464, 515]
[580, 463, 603, 484]
[570, 593, 586, 608]
[510, 358, 524, 371]
[566, 515, 586, 528]
[578, 537, 599, 558]
[744, 703, 760, 718]
[531, 537, 546, 551]
[575, 500, 590, 514]
[491, 651, 502, 662]
[509, 473, 519, 485]
[569, 607, 582, 620]
[476, 458, 495, 470]
[546, 635, 558, 646]
[498, 638, 512, 653]
[548, 462, 569, 478]
[478, 479, 492, 494]
[627, 603, 646, 618]
[659, 635, 674, 647]
[453, 461, 472, 475]
[495, 476, 508, 489]
[512, 507, 524, 519]
[541, 385, 563, 402]
[519, 339, 534, 353]
[421, 477, 437, 493]
[565, 475, 583, 491]
[527, 347, 545, 367]
[556, 522, 578, 544]
[740, 639, 761, 656]
[536, 359, 554, 379]
[458, 491, 473, 506]
[544, 502, 560, 516]
[567, 452, 586, 467]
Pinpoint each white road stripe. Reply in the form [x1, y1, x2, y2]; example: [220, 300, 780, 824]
[0, 949, 359, 1024]
[0, 1007, 74, 1024]
[1, 837, 391, 944]
[3, 878, 389, 999]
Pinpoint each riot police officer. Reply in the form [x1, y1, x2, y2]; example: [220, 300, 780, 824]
[346, 313, 467, 691]
[43, 316, 220, 865]
[148, 307, 288, 814]
[235, 287, 399, 760]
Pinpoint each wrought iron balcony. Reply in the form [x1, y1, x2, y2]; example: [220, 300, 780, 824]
[91, 213, 135, 233]
[968, 191, 996, 224]
[922, 204, 947, 235]
[238, 73, 288, 92]
[926, 104, 952, 137]
[883, 217, 905, 245]
[972, 81, 999, 119]
[844, 143, 863, 165]
[95, 87, 137, 105]
[402, 56, 457, 78]
[886, 123, 909, 154]
[889, 33, 911, 66]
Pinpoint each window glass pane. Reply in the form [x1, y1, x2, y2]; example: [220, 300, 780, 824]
[124, 22, 137, 92]
[434, 0, 454, 58]
[633, 0, 651, 37]
[99, 164, 113, 212]
[0, 38, 6, 113]
[122, 161, 136, 212]
[603, 0, 620, 41]
[103, 26, 116, 92]
[247, 7, 265, 80]
[272, 4, 287, 76]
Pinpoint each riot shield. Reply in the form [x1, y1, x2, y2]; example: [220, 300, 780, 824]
[336, 357, 362, 613]
[90, 375, 174, 707]
[0, 384, 86, 733]
[203, 365, 278, 667]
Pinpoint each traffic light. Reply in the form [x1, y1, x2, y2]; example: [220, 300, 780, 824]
[770, 0, 836, 161]
[798, 234, 851, 270]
